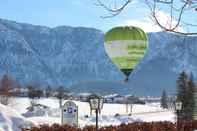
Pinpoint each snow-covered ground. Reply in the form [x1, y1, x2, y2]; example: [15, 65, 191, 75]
[0, 97, 175, 131]
[0, 101, 34, 131]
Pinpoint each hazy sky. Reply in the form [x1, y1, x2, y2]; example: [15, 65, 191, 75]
[0, 0, 196, 32]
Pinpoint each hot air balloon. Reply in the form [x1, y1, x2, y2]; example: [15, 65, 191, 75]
[104, 26, 148, 82]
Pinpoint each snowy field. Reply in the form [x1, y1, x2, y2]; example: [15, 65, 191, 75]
[0, 97, 175, 131]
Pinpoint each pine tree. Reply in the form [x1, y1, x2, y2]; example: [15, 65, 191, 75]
[45, 85, 52, 98]
[176, 71, 196, 120]
[186, 74, 196, 120]
[161, 90, 168, 109]
[176, 71, 188, 103]
[27, 85, 36, 99]
[27, 85, 43, 99]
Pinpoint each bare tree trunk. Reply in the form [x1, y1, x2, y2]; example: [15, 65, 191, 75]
[0, 95, 10, 105]
[126, 103, 128, 113]
[0, 74, 13, 105]
[59, 98, 62, 108]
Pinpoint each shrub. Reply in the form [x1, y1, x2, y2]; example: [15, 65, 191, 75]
[22, 121, 197, 131]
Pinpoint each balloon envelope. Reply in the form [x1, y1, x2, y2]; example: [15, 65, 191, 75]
[104, 26, 148, 80]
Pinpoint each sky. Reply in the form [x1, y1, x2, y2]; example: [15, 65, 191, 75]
[0, 0, 196, 33]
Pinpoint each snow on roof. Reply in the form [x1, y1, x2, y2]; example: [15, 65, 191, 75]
[104, 94, 122, 98]
[77, 93, 92, 96]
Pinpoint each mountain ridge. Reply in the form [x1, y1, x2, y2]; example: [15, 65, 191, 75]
[0, 18, 196, 96]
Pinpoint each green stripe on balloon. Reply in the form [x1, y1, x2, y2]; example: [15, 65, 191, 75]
[112, 57, 143, 69]
[127, 43, 147, 50]
[105, 26, 147, 42]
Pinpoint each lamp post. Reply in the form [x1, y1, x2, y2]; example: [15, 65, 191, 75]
[89, 96, 104, 131]
[175, 101, 182, 131]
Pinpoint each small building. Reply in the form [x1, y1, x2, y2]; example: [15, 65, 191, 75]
[75, 93, 92, 102]
[9, 88, 28, 97]
[140, 96, 161, 103]
[104, 94, 126, 103]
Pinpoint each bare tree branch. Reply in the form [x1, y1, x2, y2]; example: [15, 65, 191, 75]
[96, 0, 132, 18]
[152, 0, 187, 31]
[96, 0, 197, 35]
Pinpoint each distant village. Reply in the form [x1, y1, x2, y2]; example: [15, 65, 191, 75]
[8, 86, 167, 104]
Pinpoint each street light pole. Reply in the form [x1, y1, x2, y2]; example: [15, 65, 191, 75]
[95, 109, 98, 131]
[176, 109, 179, 131]
[175, 101, 182, 131]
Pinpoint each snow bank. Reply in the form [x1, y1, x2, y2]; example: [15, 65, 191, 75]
[0, 103, 34, 131]
[22, 104, 60, 118]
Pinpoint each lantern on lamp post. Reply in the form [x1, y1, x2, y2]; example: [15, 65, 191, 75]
[89, 96, 104, 131]
[175, 101, 182, 131]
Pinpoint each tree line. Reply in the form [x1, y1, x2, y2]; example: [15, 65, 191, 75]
[0, 74, 70, 107]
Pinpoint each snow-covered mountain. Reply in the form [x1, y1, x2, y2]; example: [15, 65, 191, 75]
[0, 18, 196, 96]
[0, 18, 121, 85]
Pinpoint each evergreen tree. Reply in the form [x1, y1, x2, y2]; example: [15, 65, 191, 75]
[186, 75, 196, 119]
[161, 90, 168, 109]
[176, 71, 188, 103]
[176, 71, 196, 120]
[27, 85, 44, 105]
[45, 85, 52, 98]
[35, 89, 43, 98]
[27, 85, 43, 99]
[27, 85, 36, 99]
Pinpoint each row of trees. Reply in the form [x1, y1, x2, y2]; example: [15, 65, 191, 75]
[27, 85, 70, 107]
[0, 74, 70, 107]
[27, 85, 69, 99]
